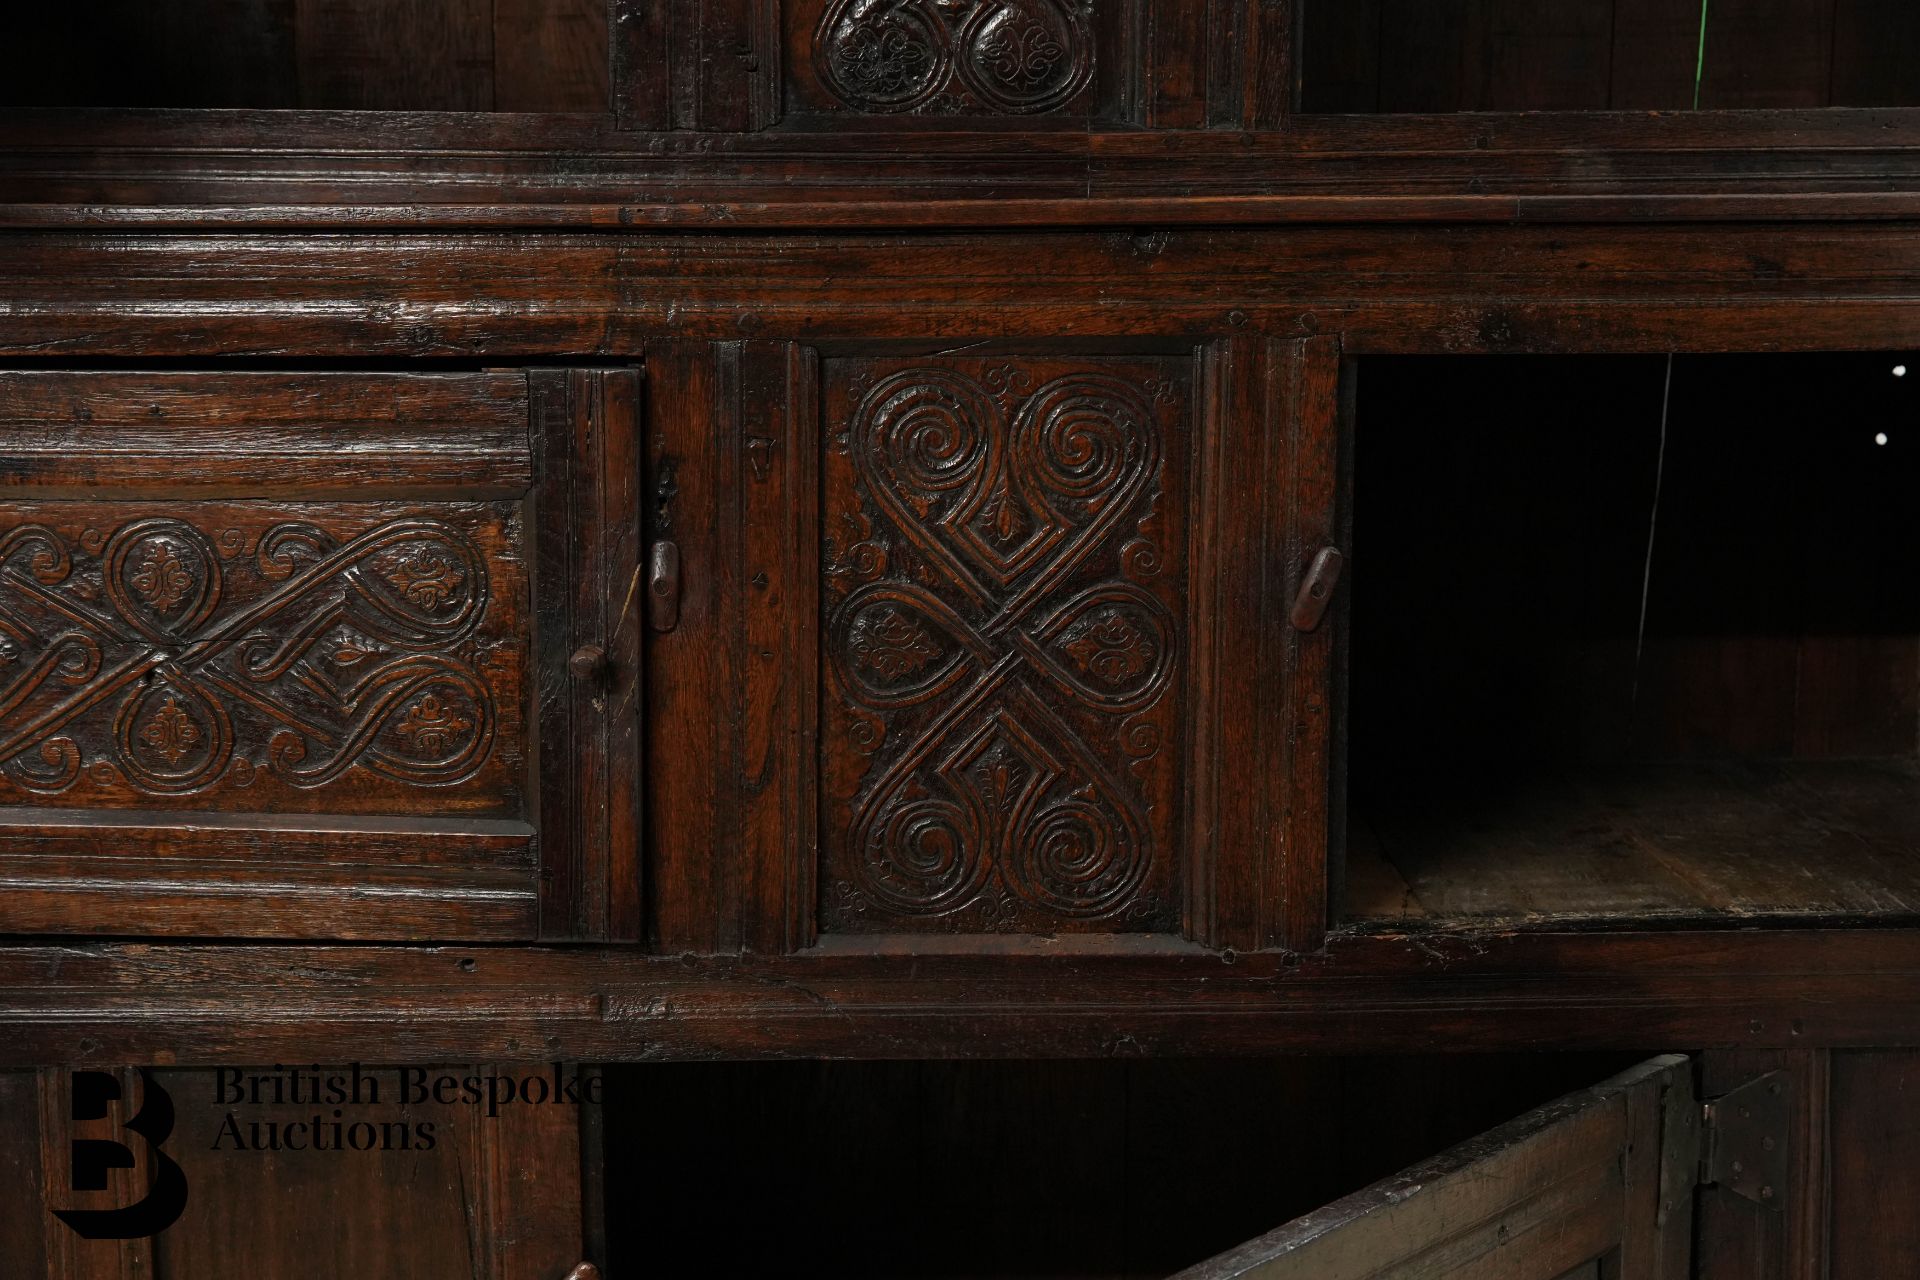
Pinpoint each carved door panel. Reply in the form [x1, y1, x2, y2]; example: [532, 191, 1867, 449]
[820, 353, 1192, 938]
[1175, 1056, 1698, 1280]
[0, 370, 642, 941]
[665, 339, 1332, 954]
[610, 0, 1292, 130]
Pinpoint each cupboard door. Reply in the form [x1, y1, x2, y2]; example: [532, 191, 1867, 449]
[18, 1066, 596, 1279]
[819, 352, 1193, 938]
[1176, 1055, 1698, 1280]
[664, 339, 1325, 953]
[0, 370, 641, 941]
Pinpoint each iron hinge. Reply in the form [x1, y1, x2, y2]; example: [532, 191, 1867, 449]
[1700, 1070, 1791, 1210]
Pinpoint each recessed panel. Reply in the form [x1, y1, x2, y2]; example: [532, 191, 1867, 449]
[819, 355, 1190, 934]
[786, 0, 1110, 117]
[0, 501, 527, 816]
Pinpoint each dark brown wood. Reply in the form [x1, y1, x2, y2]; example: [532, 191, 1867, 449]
[494, 0, 611, 113]
[616, 0, 781, 129]
[1203, 337, 1333, 954]
[1310, 0, 1621, 112]
[1608, 0, 1703, 108]
[14, 1065, 591, 1279]
[779, 0, 1099, 121]
[1695, 1051, 1830, 1280]
[0, 369, 646, 944]
[7, 226, 1920, 361]
[36, 1069, 150, 1279]
[532, 368, 646, 943]
[733, 342, 820, 953]
[1272, 337, 1342, 953]
[0, 1072, 49, 1276]
[0, 371, 532, 494]
[643, 342, 736, 954]
[294, 0, 496, 111]
[1349, 760, 1920, 926]
[1287, 547, 1343, 633]
[5, 929, 1920, 1064]
[0, 372, 543, 941]
[12, 9, 1920, 1275]
[1833, 0, 1920, 107]
[1695, 0, 1836, 110]
[815, 352, 1192, 941]
[1823, 1050, 1920, 1278]
[645, 540, 681, 633]
[11, 109, 1920, 227]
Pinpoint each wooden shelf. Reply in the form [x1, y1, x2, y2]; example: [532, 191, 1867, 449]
[1349, 758, 1920, 926]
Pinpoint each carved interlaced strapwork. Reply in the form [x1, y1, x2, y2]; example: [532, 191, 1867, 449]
[814, 0, 1095, 115]
[824, 359, 1187, 931]
[0, 514, 500, 800]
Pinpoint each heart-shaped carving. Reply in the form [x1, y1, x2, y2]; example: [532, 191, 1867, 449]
[852, 684, 1149, 918]
[853, 370, 1159, 615]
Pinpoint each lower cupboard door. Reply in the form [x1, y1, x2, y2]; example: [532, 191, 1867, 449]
[1173, 1055, 1699, 1280]
[11, 1066, 599, 1280]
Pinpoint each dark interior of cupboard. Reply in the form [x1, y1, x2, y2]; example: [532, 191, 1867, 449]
[1340, 351, 1920, 927]
[15, 0, 1920, 116]
[1300, 0, 1920, 113]
[599, 1052, 1636, 1277]
[0, 0, 610, 112]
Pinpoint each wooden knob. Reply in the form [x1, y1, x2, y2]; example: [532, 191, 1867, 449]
[1289, 547, 1345, 633]
[568, 643, 608, 680]
[562, 1265, 602, 1280]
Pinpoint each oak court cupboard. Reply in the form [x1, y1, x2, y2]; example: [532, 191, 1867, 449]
[3, 0, 1920, 1275]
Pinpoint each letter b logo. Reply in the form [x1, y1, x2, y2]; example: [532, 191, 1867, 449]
[53, 1070, 189, 1239]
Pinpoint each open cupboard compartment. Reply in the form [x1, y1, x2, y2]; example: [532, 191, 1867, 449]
[1298, 0, 1920, 114]
[1334, 351, 1920, 929]
[598, 1051, 1671, 1278]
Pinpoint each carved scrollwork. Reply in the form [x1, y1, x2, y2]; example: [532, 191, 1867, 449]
[815, 0, 1094, 115]
[854, 693, 1150, 918]
[0, 514, 500, 800]
[826, 362, 1181, 928]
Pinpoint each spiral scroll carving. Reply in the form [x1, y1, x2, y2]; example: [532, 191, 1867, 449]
[815, 0, 1094, 115]
[0, 514, 499, 799]
[825, 361, 1183, 929]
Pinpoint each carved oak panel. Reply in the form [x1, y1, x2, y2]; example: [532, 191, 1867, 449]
[787, 0, 1106, 117]
[0, 367, 650, 943]
[821, 355, 1190, 934]
[0, 502, 527, 816]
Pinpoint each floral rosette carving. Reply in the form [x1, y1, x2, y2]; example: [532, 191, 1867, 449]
[816, 0, 1093, 115]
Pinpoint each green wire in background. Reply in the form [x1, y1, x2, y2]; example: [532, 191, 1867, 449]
[1692, 0, 1711, 109]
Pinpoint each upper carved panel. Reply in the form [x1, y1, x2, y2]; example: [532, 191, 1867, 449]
[775, 0, 1121, 118]
[0, 503, 529, 816]
[821, 356, 1189, 934]
[812, 0, 1096, 114]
